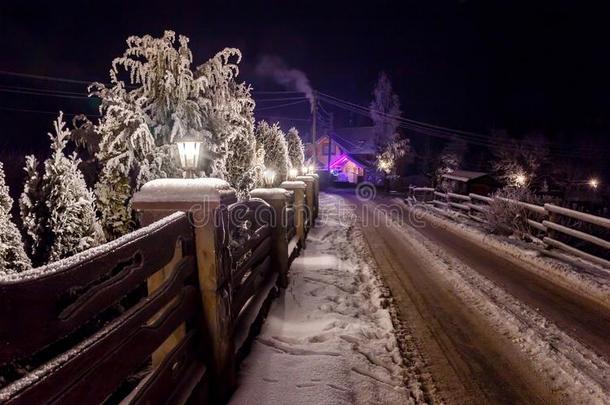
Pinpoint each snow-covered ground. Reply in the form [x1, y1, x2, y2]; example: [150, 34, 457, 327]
[230, 193, 427, 405]
[404, 198, 610, 310]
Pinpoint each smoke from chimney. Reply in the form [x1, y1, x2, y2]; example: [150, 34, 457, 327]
[255, 55, 314, 111]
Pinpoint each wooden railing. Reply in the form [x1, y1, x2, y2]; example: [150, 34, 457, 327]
[409, 187, 610, 268]
[0, 212, 205, 404]
[0, 177, 320, 404]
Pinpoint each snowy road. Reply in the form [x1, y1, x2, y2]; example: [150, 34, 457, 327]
[340, 190, 610, 404]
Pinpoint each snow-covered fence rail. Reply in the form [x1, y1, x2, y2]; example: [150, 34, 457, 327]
[0, 178, 316, 404]
[410, 190, 610, 268]
[0, 212, 206, 404]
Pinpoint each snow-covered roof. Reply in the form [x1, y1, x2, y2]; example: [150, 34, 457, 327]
[442, 170, 490, 182]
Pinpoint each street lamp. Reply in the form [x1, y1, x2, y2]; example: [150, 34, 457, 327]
[176, 139, 202, 179]
[289, 168, 298, 179]
[307, 165, 315, 174]
[589, 178, 600, 189]
[263, 169, 276, 187]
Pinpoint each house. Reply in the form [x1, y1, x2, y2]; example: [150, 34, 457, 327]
[441, 170, 499, 195]
[306, 126, 377, 184]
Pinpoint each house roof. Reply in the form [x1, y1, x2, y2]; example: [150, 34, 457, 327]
[325, 126, 377, 155]
[441, 170, 490, 182]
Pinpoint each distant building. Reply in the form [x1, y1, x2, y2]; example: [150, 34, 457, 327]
[441, 170, 499, 195]
[306, 126, 377, 184]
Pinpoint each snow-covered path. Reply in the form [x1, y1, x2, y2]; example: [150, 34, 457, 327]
[230, 193, 427, 405]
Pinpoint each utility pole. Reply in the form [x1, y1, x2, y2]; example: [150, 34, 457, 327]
[327, 112, 334, 170]
[311, 92, 317, 168]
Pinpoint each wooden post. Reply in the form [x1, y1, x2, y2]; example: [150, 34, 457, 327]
[280, 181, 307, 249]
[251, 188, 290, 288]
[309, 173, 320, 220]
[296, 175, 315, 229]
[132, 178, 237, 402]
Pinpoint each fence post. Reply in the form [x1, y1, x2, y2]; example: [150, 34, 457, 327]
[251, 188, 290, 288]
[132, 178, 238, 402]
[280, 181, 307, 249]
[309, 173, 320, 220]
[296, 175, 315, 228]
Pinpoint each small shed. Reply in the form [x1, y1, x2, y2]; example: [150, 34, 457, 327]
[441, 170, 498, 195]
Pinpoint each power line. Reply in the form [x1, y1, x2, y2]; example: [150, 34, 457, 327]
[0, 86, 95, 100]
[0, 106, 100, 117]
[317, 92, 610, 157]
[0, 70, 99, 85]
[255, 99, 308, 111]
[255, 96, 309, 102]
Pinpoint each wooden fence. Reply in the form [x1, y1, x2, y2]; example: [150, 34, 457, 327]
[0, 177, 319, 404]
[410, 186, 610, 268]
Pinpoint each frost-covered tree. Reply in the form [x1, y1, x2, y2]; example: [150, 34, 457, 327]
[90, 32, 257, 233]
[20, 155, 51, 267]
[219, 80, 259, 198]
[0, 162, 31, 274]
[43, 113, 105, 263]
[195, 48, 245, 177]
[285, 127, 305, 169]
[435, 139, 467, 190]
[377, 135, 410, 175]
[92, 81, 166, 239]
[491, 133, 549, 188]
[256, 121, 290, 185]
[370, 72, 402, 149]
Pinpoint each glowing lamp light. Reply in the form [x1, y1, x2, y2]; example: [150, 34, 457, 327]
[514, 172, 527, 187]
[289, 168, 298, 179]
[589, 178, 600, 189]
[176, 140, 202, 178]
[263, 169, 276, 187]
[308, 165, 315, 174]
[301, 166, 308, 175]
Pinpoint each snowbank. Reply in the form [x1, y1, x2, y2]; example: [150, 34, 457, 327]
[403, 199, 610, 311]
[230, 194, 425, 404]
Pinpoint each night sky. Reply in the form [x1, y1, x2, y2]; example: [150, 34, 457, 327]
[2, 0, 610, 166]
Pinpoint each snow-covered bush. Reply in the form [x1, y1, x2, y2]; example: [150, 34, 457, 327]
[285, 127, 305, 169]
[24, 113, 105, 264]
[484, 186, 541, 239]
[0, 162, 31, 274]
[256, 121, 290, 185]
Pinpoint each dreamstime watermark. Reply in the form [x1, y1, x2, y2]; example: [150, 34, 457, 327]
[176, 184, 438, 232]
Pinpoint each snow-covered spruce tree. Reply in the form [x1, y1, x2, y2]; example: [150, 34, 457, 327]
[370, 72, 402, 150]
[0, 162, 31, 275]
[43, 113, 105, 263]
[285, 127, 305, 169]
[256, 121, 290, 185]
[224, 81, 259, 199]
[19, 155, 51, 267]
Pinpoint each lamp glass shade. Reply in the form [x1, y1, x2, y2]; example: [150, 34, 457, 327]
[177, 141, 201, 171]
